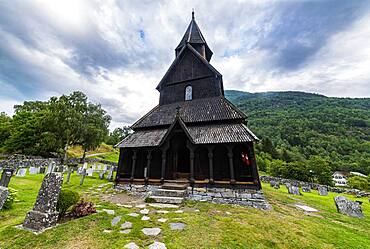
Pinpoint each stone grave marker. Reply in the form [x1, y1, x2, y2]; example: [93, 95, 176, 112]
[301, 184, 311, 193]
[39, 167, 46, 174]
[334, 196, 364, 218]
[270, 180, 280, 189]
[23, 172, 63, 232]
[318, 186, 328, 196]
[0, 186, 9, 210]
[287, 185, 300, 195]
[29, 167, 39, 175]
[66, 167, 72, 184]
[107, 167, 114, 181]
[16, 168, 27, 177]
[83, 162, 88, 169]
[99, 171, 106, 180]
[77, 167, 83, 175]
[0, 168, 14, 187]
[80, 169, 87, 186]
[87, 168, 94, 177]
[46, 162, 55, 174]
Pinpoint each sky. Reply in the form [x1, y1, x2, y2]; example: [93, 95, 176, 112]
[1, 0, 370, 129]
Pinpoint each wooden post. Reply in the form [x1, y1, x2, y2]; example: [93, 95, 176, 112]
[130, 150, 137, 181]
[208, 147, 214, 184]
[227, 146, 236, 184]
[145, 150, 152, 183]
[189, 150, 195, 183]
[161, 151, 166, 183]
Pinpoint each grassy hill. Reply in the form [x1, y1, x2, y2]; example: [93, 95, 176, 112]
[225, 90, 370, 174]
[0, 174, 369, 248]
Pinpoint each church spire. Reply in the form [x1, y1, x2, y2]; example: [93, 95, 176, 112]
[175, 11, 213, 61]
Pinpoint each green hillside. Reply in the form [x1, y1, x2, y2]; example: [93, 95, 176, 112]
[225, 90, 370, 176]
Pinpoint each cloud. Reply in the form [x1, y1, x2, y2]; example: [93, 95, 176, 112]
[0, 0, 369, 129]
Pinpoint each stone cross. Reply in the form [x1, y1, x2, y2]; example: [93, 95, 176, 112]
[0, 186, 9, 210]
[23, 172, 63, 232]
[0, 168, 14, 187]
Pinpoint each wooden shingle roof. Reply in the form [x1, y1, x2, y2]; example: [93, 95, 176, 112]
[116, 128, 167, 148]
[187, 123, 259, 144]
[131, 96, 246, 129]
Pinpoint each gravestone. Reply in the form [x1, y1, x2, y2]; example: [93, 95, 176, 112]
[0, 186, 9, 210]
[46, 162, 55, 174]
[83, 162, 88, 169]
[287, 185, 300, 195]
[301, 184, 311, 193]
[77, 167, 83, 175]
[29, 167, 39, 175]
[66, 167, 72, 184]
[334, 196, 364, 218]
[318, 186, 328, 196]
[23, 172, 63, 232]
[87, 168, 94, 177]
[39, 167, 46, 174]
[107, 167, 114, 181]
[99, 171, 106, 180]
[16, 168, 27, 177]
[270, 180, 280, 189]
[0, 168, 14, 187]
[80, 169, 87, 186]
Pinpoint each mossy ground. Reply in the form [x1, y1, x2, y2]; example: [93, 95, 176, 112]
[0, 174, 369, 249]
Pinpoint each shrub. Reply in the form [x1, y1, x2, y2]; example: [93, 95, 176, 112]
[3, 188, 17, 210]
[145, 196, 155, 203]
[69, 200, 96, 218]
[57, 189, 80, 217]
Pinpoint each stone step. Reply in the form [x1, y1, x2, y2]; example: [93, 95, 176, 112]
[154, 189, 186, 197]
[161, 183, 188, 190]
[150, 196, 184, 204]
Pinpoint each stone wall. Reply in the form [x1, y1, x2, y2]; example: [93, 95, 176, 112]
[187, 186, 271, 210]
[116, 184, 271, 210]
[260, 175, 370, 197]
[0, 155, 116, 170]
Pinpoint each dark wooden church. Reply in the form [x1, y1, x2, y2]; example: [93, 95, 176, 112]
[116, 12, 261, 189]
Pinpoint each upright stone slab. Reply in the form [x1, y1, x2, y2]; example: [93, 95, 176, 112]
[16, 168, 26, 177]
[0, 186, 9, 210]
[334, 196, 364, 218]
[301, 184, 311, 193]
[287, 185, 300, 195]
[0, 168, 14, 187]
[23, 172, 63, 232]
[107, 167, 114, 181]
[318, 186, 328, 196]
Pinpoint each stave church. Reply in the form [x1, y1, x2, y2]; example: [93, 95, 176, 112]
[116, 12, 261, 190]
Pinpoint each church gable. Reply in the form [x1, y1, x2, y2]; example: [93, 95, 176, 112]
[161, 47, 214, 87]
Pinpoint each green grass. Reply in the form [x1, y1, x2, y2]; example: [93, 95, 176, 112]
[1, 174, 369, 249]
[91, 151, 119, 163]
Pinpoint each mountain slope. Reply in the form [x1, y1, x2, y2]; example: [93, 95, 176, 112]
[225, 90, 370, 174]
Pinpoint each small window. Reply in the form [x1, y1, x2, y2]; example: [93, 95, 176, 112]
[185, 85, 192, 101]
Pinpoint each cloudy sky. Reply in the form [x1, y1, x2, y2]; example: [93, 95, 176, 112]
[1, 0, 370, 129]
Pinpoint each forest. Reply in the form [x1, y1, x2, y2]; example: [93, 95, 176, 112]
[226, 90, 370, 185]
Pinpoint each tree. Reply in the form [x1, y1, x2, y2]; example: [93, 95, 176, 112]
[347, 176, 369, 191]
[0, 112, 12, 148]
[307, 156, 333, 185]
[79, 102, 111, 162]
[261, 137, 279, 159]
[106, 126, 132, 146]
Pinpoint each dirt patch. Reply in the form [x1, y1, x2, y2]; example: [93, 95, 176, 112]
[100, 192, 145, 205]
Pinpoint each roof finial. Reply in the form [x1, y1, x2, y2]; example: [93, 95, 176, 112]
[192, 9, 195, 20]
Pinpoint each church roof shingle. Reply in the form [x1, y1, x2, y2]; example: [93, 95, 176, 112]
[131, 96, 246, 129]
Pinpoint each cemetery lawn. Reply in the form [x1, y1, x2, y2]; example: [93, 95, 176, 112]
[0, 175, 370, 249]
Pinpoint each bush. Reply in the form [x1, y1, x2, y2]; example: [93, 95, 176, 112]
[57, 189, 80, 217]
[2, 188, 17, 210]
[347, 176, 369, 191]
[69, 200, 96, 218]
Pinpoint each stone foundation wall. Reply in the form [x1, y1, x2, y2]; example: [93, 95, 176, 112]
[116, 184, 272, 210]
[187, 187, 271, 210]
